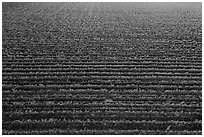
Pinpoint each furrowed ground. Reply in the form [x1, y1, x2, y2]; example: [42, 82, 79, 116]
[2, 2, 202, 135]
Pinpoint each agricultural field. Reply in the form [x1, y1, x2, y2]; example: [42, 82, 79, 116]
[2, 2, 202, 135]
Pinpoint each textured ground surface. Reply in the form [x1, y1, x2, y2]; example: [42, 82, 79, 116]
[2, 2, 202, 135]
